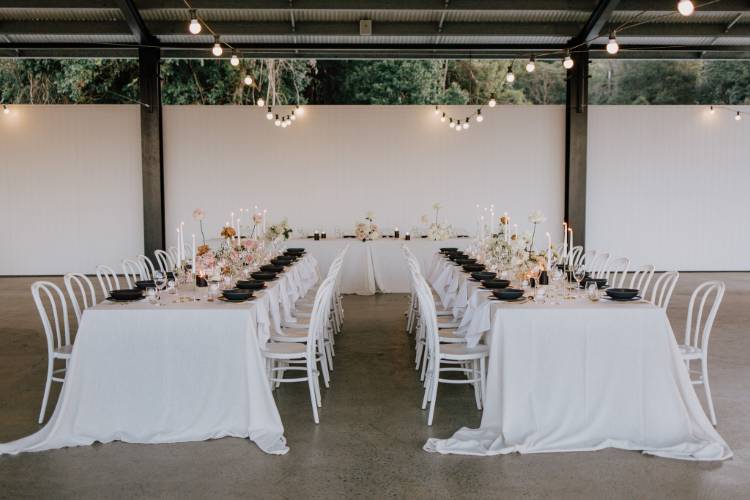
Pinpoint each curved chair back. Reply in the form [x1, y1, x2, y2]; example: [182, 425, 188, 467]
[604, 256, 630, 288]
[63, 273, 97, 326]
[630, 264, 655, 297]
[96, 264, 121, 297]
[137, 254, 157, 279]
[651, 271, 679, 310]
[154, 249, 174, 273]
[684, 281, 725, 353]
[122, 259, 145, 288]
[31, 281, 71, 355]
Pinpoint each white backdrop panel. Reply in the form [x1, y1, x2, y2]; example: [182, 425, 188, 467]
[0, 105, 143, 275]
[587, 106, 750, 271]
[164, 105, 565, 249]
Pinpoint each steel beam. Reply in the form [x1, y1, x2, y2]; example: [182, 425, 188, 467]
[564, 49, 589, 248]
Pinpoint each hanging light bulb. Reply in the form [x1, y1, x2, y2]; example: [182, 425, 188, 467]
[449, 118, 455, 128]
[2, 104, 8, 115]
[505, 65, 515, 83]
[212, 36, 223, 57]
[291, 110, 297, 121]
[434, 105, 440, 115]
[230, 51, 240, 66]
[526, 56, 536, 73]
[456, 124, 462, 132]
[606, 33, 620, 55]
[243, 75, 253, 86]
[488, 93, 497, 108]
[440, 112, 446, 123]
[563, 52, 574, 70]
[257, 98, 265, 107]
[735, 111, 742, 121]
[463, 118, 470, 130]
[476, 109, 483, 122]
[295, 105, 304, 116]
[266, 107, 273, 120]
[274, 115, 281, 127]
[188, 10, 202, 34]
[677, 0, 695, 16]
[709, 105, 715, 113]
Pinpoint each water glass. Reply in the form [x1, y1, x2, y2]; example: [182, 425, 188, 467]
[146, 287, 157, 305]
[587, 282, 600, 301]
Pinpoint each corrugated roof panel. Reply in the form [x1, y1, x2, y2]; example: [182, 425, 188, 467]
[615, 36, 718, 45]
[0, 8, 123, 22]
[7, 34, 136, 43]
[610, 11, 742, 24]
[445, 10, 590, 23]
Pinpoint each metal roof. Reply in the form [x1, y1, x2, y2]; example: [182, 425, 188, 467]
[1, 1, 749, 59]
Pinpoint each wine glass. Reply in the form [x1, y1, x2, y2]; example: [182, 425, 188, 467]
[153, 271, 166, 303]
[528, 265, 541, 300]
[573, 265, 587, 296]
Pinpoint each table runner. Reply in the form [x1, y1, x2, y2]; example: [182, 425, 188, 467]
[0, 256, 319, 456]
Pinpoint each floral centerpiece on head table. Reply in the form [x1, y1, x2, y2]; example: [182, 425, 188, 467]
[422, 203, 455, 241]
[355, 212, 381, 241]
[196, 228, 261, 278]
[265, 218, 293, 241]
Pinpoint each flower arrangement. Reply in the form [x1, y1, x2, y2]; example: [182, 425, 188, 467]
[196, 234, 261, 278]
[355, 212, 380, 241]
[193, 208, 206, 245]
[265, 218, 293, 241]
[249, 212, 264, 239]
[423, 202, 455, 241]
[478, 210, 552, 280]
[220, 225, 236, 239]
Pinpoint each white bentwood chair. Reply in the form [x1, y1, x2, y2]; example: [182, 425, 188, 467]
[651, 271, 679, 310]
[263, 276, 336, 424]
[96, 264, 121, 297]
[137, 254, 157, 279]
[154, 249, 174, 274]
[678, 281, 726, 426]
[31, 281, 74, 423]
[121, 258, 146, 288]
[63, 273, 97, 327]
[603, 256, 630, 288]
[629, 264, 655, 297]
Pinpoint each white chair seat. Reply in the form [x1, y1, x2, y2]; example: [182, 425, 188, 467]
[263, 342, 307, 359]
[437, 316, 460, 329]
[678, 344, 703, 360]
[283, 319, 310, 330]
[439, 343, 489, 360]
[437, 329, 468, 343]
[54, 344, 74, 358]
[271, 329, 309, 343]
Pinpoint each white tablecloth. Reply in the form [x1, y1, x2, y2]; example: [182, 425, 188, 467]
[290, 238, 469, 294]
[0, 256, 319, 456]
[424, 256, 732, 461]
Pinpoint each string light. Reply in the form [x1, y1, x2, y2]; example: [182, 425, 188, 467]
[290, 110, 297, 121]
[606, 33, 620, 55]
[505, 65, 515, 83]
[243, 75, 253, 85]
[488, 93, 497, 107]
[677, 0, 695, 16]
[526, 56, 536, 73]
[266, 107, 273, 120]
[440, 112, 446, 123]
[257, 97, 265, 107]
[449, 118, 455, 128]
[188, 9, 202, 34]
[476, 109, 483, 122]
[455, 123, 462, 132]
[710, 105, 715, 113]
[295, 105, 305, 116]
[433, 105, 440, 115]
[274, 115, 281, 127]
[563, 52, 574, 70]
[212, 35, 223, 57]
[462, 118, 470, 130]
[736, 111, 742, 121]
[2, 104, 8, 115]
[230, 51, 240, 66]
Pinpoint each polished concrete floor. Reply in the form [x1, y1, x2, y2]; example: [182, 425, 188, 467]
[0, 273, 748, 499]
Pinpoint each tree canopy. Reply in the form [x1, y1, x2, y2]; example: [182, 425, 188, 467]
[1, 57, 748, 106]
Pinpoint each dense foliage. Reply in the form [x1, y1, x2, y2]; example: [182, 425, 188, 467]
[1, 58, 749, 106]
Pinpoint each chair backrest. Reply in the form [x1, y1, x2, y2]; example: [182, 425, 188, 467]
[31, 281, 71, 353]
[684, 281, 725, 353]
[590, 252, 611, 278]
[122, 259, 145, 288]
[63, 273, 97, 326]
[651, 271, 679, 310]
[604, 256, 630, 288]
[569, 246, 584, 267]
[137, 255, 156, 279]
[153, 249, 171, 273]
[96, 264, 121, 297]
[167, 246, 179, 266]
[307, 276, 337, 356]
[413, 274, 441, 364]
[629, 264, 655, 297]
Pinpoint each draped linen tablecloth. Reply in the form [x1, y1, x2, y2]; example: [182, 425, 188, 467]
[424, 255, 733, 461]
[0, 256, 319, 456]
[293, 238, 468, 294]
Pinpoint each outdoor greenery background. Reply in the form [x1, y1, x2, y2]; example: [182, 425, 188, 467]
[1, 58, 749, 106]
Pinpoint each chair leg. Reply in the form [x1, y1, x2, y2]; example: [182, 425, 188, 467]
[318, 346, 331, 389]
[421, 368, 432, 410]
[427, 371, 439, 426]
[480, 356, 487, 405]
[702, 360, 717, 426]
[472, 359, 482, 410]
[307, 366, 320, 424]
[419, 348, 429, 382]
[38, 359, 54, 424]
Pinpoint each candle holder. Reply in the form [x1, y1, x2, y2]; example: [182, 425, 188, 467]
[321, 232, 327, 239]
[196, 274, 208, 287]
[405, 233, 411, 241]
[314, 231, 320, 241]
[394, 229, 400, 239]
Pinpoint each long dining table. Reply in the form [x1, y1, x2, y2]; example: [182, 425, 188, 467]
[0, 255, 319, 456]
[423, 253, 732, 461]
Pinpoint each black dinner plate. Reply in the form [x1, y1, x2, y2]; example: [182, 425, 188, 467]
[606, 288, 640, 300]
[109, 288, 144, 301]
[134, 280, 155, 290]
[236, 280, 266, 290]
[251, 271, 278, 281]
[481, 279, 511, 289]
[603, 295, 642, 302]
[222, 288, 252, 301]
[492, 288, 525, 301]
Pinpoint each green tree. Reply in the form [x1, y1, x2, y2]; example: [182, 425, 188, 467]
[591, 60, 700, 104]
[698, 60, 750, 105]
[513, 61, 566, 104]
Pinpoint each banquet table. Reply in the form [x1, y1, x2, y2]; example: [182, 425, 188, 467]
[293, 237, 469, 294]
[423, 255, 732, 461]
[0, 255, 319, 456]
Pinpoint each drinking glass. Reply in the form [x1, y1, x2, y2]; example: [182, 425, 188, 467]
[573, 265, 587, 296]
[146, 287, 157, 305]
[587, 281, 600, 301]
[153, 271, 166, 301]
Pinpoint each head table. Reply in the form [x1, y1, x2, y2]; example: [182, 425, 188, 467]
[423, 254, 732, 461]
[296, 237, 469, 295]
[0, 256, 319, 456]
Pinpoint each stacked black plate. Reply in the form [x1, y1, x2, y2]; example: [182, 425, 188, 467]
[108, 288, 143, 301]
[134, 280, 155, 290]
[463, 263, 485, 272]
[581, 277, 608, 289]
[260, 264, 284, 273]
[440, 247, 458, 254]
[221, 288, 252, 302]
[236, 280, 266, 290]
[251, 271, 277, 281]
[285, 248, 306, 255]
[605, 288, 640, 301]
[482, 279, 511, 289]
[471, 271, 496, 281]
[492, 288, 524, 301]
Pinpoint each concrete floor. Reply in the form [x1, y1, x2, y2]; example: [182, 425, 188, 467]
[0, 273, 748, 499]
